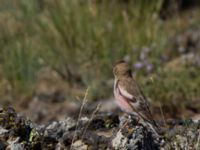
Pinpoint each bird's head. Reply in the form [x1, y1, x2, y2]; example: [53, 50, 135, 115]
[113, 60, 132, 78]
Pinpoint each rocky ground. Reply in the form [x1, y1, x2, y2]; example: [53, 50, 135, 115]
[0, 107, 200, 150]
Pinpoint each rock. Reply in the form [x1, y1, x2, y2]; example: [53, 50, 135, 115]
[0, 107, 200, 149]
[111, 115, 163, 150]
[43, 118, 76, 139]
[0, 140, 8, 150]
[0, 127, 8, 136]
[6, 137, 25, 150]
[112, 131, 128, 149]
[162, 121, 200, 150]
[71, 140, 88, 150]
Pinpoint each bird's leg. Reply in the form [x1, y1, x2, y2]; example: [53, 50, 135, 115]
[117, 119, 129, 134]
[117, 114, 130, 133]
[121, 119, 129, 128]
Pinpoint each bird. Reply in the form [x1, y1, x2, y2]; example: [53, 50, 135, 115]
[113, 60, 159, 133]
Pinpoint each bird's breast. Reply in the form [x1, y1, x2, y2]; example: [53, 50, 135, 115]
[114, 86, 134, 114]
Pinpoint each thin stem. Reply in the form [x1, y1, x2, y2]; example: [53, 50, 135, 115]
[70, 87, 89, 150]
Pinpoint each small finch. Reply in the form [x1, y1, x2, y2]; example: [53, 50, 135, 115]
[113, 60, 159, 132]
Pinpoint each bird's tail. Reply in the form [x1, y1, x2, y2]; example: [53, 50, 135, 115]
[149, 119, 161, 135]
[140, 110, 161, 135]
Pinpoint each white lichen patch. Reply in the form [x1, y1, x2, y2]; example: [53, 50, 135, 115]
[71, 140, 88, 150]
[112, 130, 128, 149]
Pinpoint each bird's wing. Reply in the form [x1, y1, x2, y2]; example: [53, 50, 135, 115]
[118, 84, 134, 100]
[118, 77, 158, 127]
[117, 77, 140, 103]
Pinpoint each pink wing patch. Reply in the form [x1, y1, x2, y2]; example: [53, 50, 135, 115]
[118, 85, 133, 100]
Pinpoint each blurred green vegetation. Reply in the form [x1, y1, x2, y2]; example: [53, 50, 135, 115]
[0, 0, 200, 108]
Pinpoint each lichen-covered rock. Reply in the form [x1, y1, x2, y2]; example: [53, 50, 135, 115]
[112, 130, 128, 149]
[111, 115, 163, 150]
[162, 121, 200, 150]
[6, 137, 25, 150]
[0, 107, 200, 150]
[0, 107, 41, 150]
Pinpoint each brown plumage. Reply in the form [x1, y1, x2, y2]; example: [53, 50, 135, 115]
[113, 60, 159, 132]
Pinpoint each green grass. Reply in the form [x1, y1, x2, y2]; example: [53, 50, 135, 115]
[0, 0, 200, 107]
[142, 66, 200, 107]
